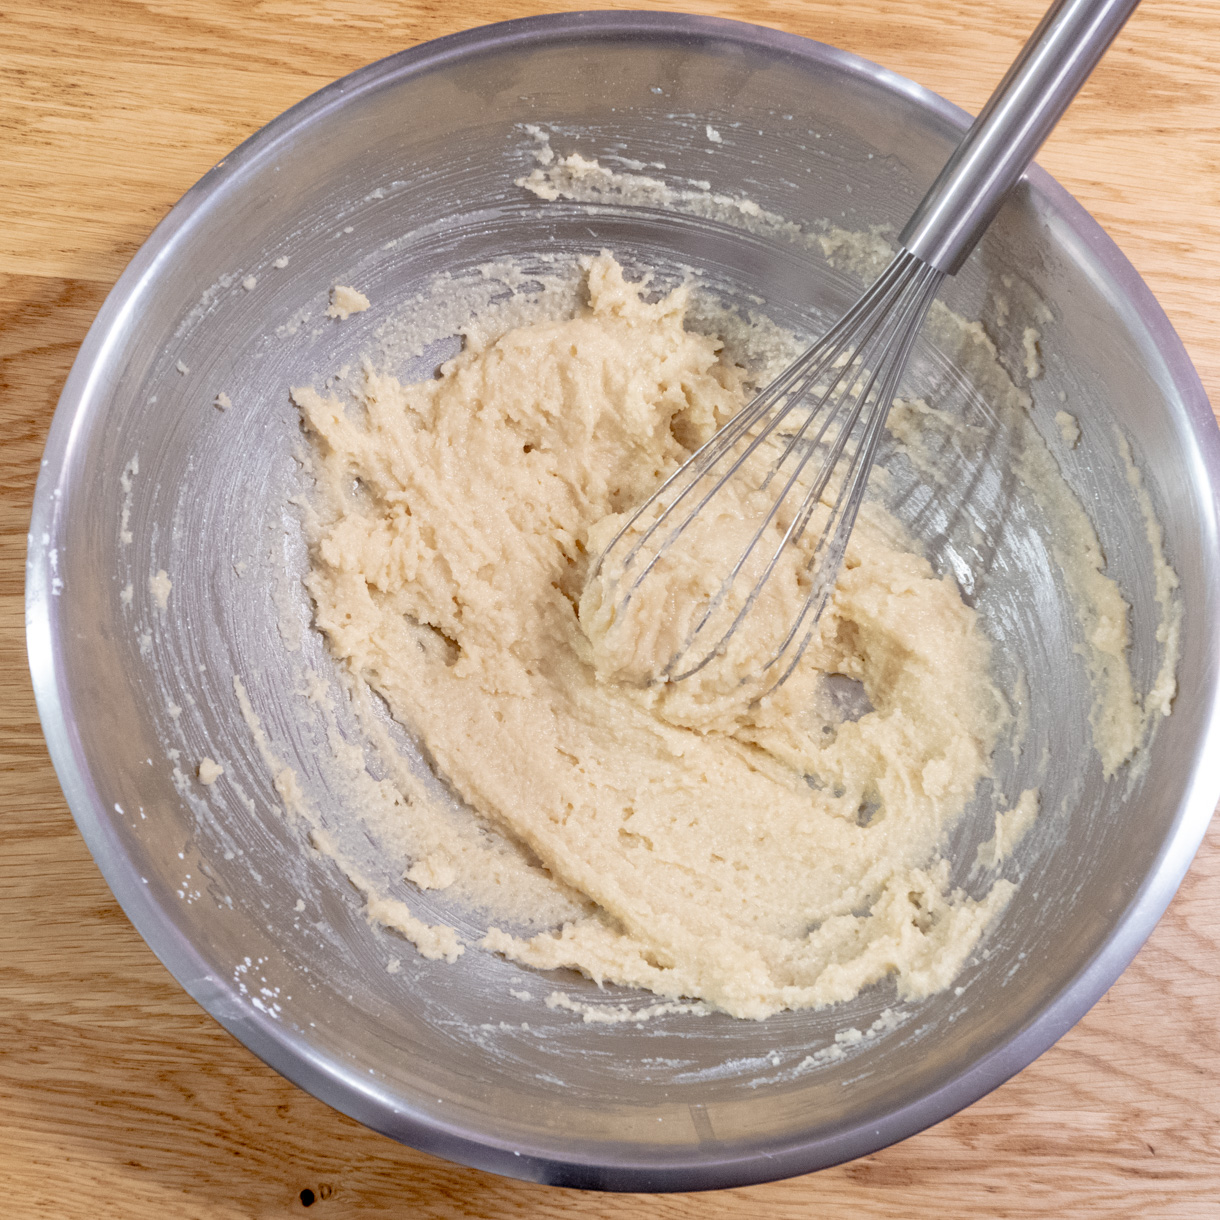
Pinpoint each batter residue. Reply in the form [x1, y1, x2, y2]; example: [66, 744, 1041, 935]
[292, 253, 1028, 1020]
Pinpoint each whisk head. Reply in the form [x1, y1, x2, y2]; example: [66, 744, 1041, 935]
[582, 249, 945, 701]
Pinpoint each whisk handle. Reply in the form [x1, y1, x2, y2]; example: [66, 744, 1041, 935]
[899, 0, 1140, 275]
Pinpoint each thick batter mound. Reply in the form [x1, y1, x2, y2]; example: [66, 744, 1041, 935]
[293, 253, 1021, 1019]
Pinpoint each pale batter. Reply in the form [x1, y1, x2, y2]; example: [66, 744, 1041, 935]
[292, 253, 1023, 1019]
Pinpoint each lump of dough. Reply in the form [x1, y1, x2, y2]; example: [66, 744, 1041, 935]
[197, 757, 224, 785]
[327, 285, 370, 320]
[149, 569, 172, 611]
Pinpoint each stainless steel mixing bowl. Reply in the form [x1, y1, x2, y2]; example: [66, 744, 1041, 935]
[26, 11, 1220, 1192]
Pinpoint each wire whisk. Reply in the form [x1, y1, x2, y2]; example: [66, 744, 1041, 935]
[583, 0, 1140, 698]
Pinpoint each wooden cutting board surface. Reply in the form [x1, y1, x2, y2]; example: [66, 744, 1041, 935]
[2, 2, 1218, 1216]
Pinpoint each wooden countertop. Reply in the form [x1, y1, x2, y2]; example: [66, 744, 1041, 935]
[3, 2, 1218, 1216]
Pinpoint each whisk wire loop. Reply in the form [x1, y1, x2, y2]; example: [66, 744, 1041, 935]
[664, 275, 922, 682]
[591, 250, 944, 693]
[666, 256, 945, 685]
[761, 261, 945, 694]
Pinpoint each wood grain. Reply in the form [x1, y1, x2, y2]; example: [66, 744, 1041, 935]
[2, 2, 1218, 1217]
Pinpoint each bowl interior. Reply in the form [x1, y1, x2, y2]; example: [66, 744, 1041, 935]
[27, 13, 1220, 1191]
